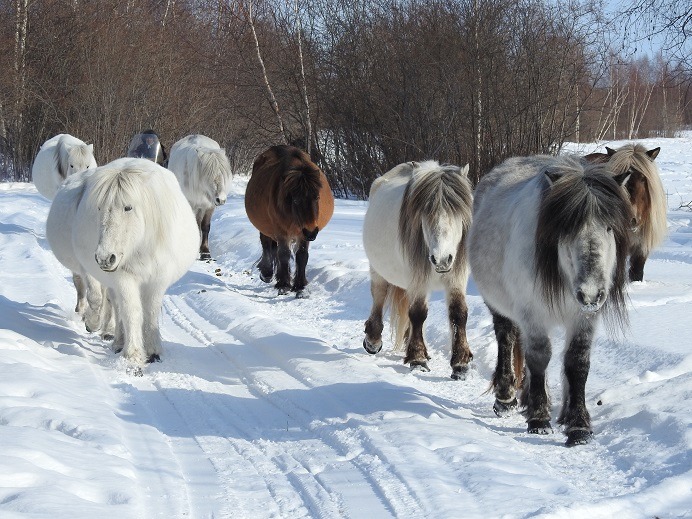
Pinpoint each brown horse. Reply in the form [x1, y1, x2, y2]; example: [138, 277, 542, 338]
[584, 144, 667, 282]
[245, 145, 334, 298]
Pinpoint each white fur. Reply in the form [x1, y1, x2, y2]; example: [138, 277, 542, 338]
[32, 134, 97, 200]
[364, 161, 469, 292]
[49, 158, 200, 367]
[168, 134, 232, 212]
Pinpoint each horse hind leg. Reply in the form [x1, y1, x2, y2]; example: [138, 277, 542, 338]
[73, 273, 87, 315]
[558, 320, 595, 446]
[199, 208, 214, 261]
[83, 274, 104, 333]
[404, 296, 430, 372]
[274, 239, 292, 295]
[490, 309, 521, 416]
[142, 286, 165, 363]
[522, 334, 553, 435]
[292, 238, 310, 298]
[257, 233, 277, 283]
[447, 289, 473, 380]
[363, 270, 389, 354]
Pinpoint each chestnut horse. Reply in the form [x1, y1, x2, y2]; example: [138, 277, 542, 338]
[584, 144, 667, 282]
[245, 145, 334, 298]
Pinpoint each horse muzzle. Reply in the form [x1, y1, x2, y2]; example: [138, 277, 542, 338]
[95, 252, 120, 272]
[576, 288, 606, 314]
[302, 227, 319, 241]
[214, 196, 226, 207]
[430, 254, 453, 273]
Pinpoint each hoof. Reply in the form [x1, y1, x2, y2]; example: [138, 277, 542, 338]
[363, 337, 382, 355]
[147, 354, 161, 364]
[566, 429, 593, 447]
[409, 361, 430, 373]
[102, 333, 115, 341]
[450, 365, 469, 380]
[493, 398, 517, 417]
[199, 252, 212, 261]
[527, 419, 553, 435]
[113, 344, 123, 354]
[259, 272, 273, 283]
[277, 286, 290, 296]
[294, 289, 309, 299]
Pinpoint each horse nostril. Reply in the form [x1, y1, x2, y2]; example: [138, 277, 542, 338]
[576, 289, 586, 306]
[447, 254, 453, 264]
[430, 255, 437, 265]
[109, 254, 116, 266]
[597, 289, 605, 304]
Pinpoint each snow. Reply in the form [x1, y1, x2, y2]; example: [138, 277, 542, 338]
[0, 135, 691, 518]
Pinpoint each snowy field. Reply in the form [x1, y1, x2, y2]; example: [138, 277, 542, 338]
[0, 135, 690, 518]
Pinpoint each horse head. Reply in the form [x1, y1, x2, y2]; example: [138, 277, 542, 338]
[60, 142, 96, 180]
[89, 169, 149, 272]
[198, 148, 232, 207]
[280, 159, 323, 241]
[401, 162, 473, 276]
[538, 164, 632, 316]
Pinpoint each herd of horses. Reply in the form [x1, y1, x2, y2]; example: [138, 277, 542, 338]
[31, 133, 666, 446]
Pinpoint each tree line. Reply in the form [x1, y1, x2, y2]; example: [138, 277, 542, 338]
[0, 0, 690, 197]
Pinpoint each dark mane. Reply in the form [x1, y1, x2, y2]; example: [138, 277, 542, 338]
[399, 162, 473, 281]
[272, 145, 323, 227]
[535, 164, 632, 327]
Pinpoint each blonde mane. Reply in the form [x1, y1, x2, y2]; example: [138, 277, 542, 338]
[606, 144, 668, 254]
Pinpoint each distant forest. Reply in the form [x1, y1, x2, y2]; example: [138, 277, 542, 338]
[1, 0, 690, 197]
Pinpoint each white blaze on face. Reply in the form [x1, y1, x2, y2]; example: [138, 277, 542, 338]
[422, 211, 461, 273]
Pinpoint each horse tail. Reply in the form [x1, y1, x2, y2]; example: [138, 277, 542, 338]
[387, 285, 410, 354]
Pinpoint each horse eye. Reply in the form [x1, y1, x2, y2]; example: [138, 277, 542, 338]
[606, 226, 613, 233]
[124, 205, 133, 212]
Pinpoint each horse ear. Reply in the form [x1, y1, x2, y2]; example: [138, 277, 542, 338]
[613, 171, 631, 187]
[459, 164, 470, 177]
[646, 147, 660, 160]
[544, 169, 562, 185]
[606, 147, 616, 157]
[88, 144, 94, 152]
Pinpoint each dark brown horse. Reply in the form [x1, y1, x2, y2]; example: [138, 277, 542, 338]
[245, 145, 335, 298]
[584, 144, 667, 282]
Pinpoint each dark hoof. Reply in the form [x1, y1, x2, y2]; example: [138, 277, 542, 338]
[199, 252, 212, 261]
[566, 429, 593, 447]
[493, 398, 517, 417]
[259, 272, 273, 283]
[294, 289, 308, 299]
[450, 365, 469, 380]
[113, 345, 123, 354]
[527, 419, 553, 435]
[277, 287, 291, 296]
[147, 354, 161, 364]
[102, 333, 115, 341]
[363, 337, 382, 355]
[409, 361, 430, 373]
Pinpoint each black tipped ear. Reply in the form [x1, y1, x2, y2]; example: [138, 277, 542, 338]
[544, 170, 562, 185]
[606, 147, 617, 157]
[613, 171, 631, 187]
[646, 147, 660, 160]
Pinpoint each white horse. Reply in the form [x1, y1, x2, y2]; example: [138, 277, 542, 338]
[32, 134, 97, 200]
[168, 134, 232, 260]
[362, 161, 474, 378]
[468, 155, 632, 446]
[50, 158, 200, 367]
[47, 170, 113, 336]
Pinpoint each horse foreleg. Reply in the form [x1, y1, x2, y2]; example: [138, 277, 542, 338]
[447, 289, 472, 380]
[490, 309, 521, 416]
[257, 233, 277, 283]
[117, 279, 147, 366]
[522, 333, 553, 435]
[73, 273, 87, 315]
[141, 285, 165, 363]
[628, 247, 647, 282]
[292, 238, 309, 297]
[363, 270, 389, 354]
[83, 274, 104, 333]
[558, 319, 595, 446]
[404, 297, 430, 371]
[274, 239, 292, 295]
[98, 286, 116, 340]
[199, 208, 214, 261]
